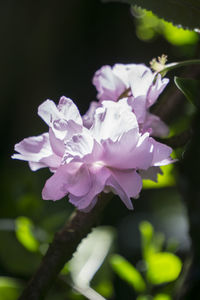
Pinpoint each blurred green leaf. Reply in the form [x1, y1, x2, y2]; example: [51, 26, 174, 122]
[0, 277, 22, 300]
[174, 77, 200, 109]
[134, 9, 198, 45]
[146, 252, 182, 285]
[110, 254, 146, 292]
[154, 294, 171, 300]
[153, 232, 165, 253]
[15, 216, 39, 252]
[60, 262, 70, 275]
[103, 0, 200, 30]
[95, 280, 113, 298]
[164, 23, 198, 46]
[139, 221, 155, 259]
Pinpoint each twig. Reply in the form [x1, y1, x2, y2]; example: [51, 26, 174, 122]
[18, 194, 112, 300]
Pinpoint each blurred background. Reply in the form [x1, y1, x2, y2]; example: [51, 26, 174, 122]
[1, 0, 199, 299]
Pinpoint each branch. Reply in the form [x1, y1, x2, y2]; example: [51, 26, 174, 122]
[176, 112, 200, 299]
[19, 193, 112, 300]
[157, 129, 192, 149]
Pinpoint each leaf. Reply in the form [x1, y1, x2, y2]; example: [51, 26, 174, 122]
[146, 252, 182, 285]
[154, 294, 171, 300]
[139, 221, 154, 259]
[102, 0, 200, 31]
[15, 216, 39, 252]
[110, 254, 146, 292]
[0, 277, 23, 300]
[174, 77, 200, 109]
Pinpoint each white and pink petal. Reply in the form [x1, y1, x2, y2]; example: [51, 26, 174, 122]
[42, 162, 91, 201]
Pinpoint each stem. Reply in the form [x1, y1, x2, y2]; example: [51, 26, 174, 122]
[18, 194, 111, 300]
[159, 59, 200, 75]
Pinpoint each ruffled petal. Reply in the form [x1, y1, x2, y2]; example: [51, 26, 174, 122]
[69, 165, 111, 211]
[92, 65, 127, 101]
[82, 101, 99, 129]
[129, 65, 154, 98]
[105, 170, 142, 209]
[147, 75, 169, 108]
[102, 131, 153, 170]
[42, 162, 91, 201]
[12, 133, 61, 170]
[151, 138, 173, 166]
[91, 98, 139, 143]
[38, 97, 82, 141]
[63, 129, 94, 163]
[142, 113, 169, 138]
[57, 96, 82, 125]
[128, 96, 147, 124]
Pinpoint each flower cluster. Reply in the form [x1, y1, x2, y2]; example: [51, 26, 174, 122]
[12, 63, 173, 211]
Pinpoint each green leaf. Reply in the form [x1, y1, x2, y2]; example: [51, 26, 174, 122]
[146, 252, 182, 285]
[110, 254, 146, 292]
[174, 77, 200, 109]
[15, 216, 39, 252]
[0, 277, 22, 300]
[154, 294, 171, 300]
[139, 221, 154, 259]
[102, 0, 200, 30]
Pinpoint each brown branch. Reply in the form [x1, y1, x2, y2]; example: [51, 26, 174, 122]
[175, 112, 200, 299]
[157, 129, 193, 149]
[18, 193, 112, 300]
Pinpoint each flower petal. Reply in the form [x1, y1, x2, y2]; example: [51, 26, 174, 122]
[106, 170, 142, 209]
[147, 74, 169, 108]
[92, 65, 127, 101]
[82, 101, 99, 129]
[91, 99, 139, 143]
[151, 139, 173, 166]
[38, 97, 82, 141]
[142, 113, 169, 138]
[129, 65, 154, 98]
[63, 129, 94, 163]
[102, 131, 153, 170]
[12, 133, 61, 170]
[69, 165, 111, 211]
[42, 162, 91, 201]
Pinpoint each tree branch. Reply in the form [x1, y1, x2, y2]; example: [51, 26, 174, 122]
[19, 194, 112, 300]
[157, 129, 192, 149]
[176, 112, 200, 299]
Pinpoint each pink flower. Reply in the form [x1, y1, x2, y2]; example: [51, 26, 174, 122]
[23, 98, 172, 211]
[83, 64, 169, 137]
[12, 96, 82, 172]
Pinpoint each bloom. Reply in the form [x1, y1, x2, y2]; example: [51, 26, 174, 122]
[83, 63, 169, 137]
[13, 96, 173, 212]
